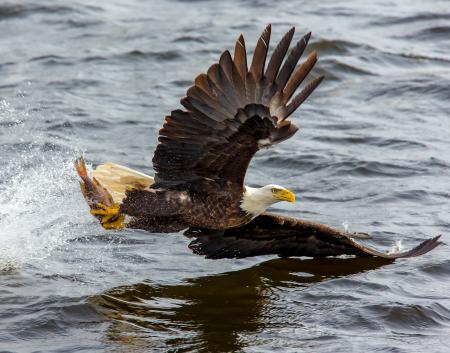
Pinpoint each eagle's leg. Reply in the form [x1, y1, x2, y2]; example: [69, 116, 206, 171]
[90, 203, 126, 230]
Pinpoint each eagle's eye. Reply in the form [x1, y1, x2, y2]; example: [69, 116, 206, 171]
[271, 188, 278, 193]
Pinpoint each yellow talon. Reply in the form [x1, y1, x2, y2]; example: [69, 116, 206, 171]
[100, 214, 114, 223]
[102, 215, 126, 230]
[90, 203, 125, 230]
[90, 203, 120, 217]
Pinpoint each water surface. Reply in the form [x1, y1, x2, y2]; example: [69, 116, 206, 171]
[0, 0, 449, 352]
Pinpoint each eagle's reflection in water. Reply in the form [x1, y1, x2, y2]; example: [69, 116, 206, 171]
[90, 257, 392, 352]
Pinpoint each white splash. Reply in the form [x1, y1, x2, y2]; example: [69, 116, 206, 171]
[0, 100, 94, 271]
[388, 239, 403, 254]
[0, 154, 94, 271]
[342, 221, 349, 233]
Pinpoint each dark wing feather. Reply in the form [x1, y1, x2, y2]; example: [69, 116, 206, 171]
[285, 76, 324, 119]
[234, 34, 247, 81]
[186, 213, 443, 259]
[249, 24, 271, 82]
[265, 27, 295, 83]
[276, 32, 311, 89]
[152, 26, 323, 190]
[283, 51, 317, 102]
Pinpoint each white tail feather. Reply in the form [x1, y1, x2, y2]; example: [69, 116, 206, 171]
[92, 163, 154, 203]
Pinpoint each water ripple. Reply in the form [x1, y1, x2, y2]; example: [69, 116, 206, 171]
[0, 1, 449, 352]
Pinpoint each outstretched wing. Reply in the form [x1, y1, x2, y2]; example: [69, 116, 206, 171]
[152, 25, 323, 190]
[185, 213, 443, 259]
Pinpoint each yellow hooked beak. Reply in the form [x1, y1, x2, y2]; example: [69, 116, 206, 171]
[275, 189, 296, 203]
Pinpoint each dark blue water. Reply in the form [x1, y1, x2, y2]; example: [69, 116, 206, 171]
[0, 0, 449, 352]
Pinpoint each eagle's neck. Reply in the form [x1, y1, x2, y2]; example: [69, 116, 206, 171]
[240, 186, 274, 218]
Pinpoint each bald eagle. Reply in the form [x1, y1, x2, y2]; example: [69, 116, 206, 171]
[76, 26, 442, 259]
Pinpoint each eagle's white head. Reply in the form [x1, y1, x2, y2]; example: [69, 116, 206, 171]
[241, 184, 296, 218]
